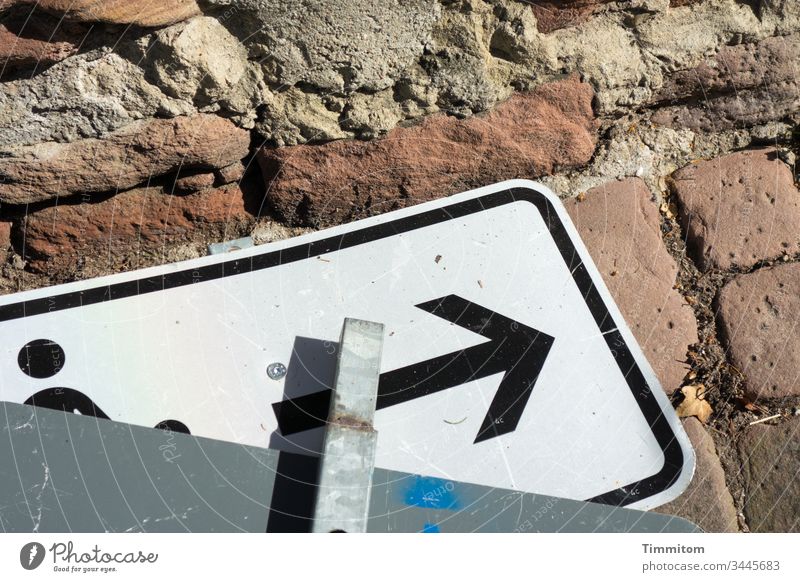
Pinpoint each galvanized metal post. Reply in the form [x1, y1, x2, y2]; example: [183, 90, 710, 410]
[311, 318, 384, 533]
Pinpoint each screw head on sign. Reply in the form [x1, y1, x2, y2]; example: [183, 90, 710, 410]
[267, 362, 287, 380]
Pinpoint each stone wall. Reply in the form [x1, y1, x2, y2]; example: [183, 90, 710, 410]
[1, 0, 798, 531]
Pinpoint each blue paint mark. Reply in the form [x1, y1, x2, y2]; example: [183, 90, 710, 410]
[403, 475, 461, 510]
[422, 523, 441, 533]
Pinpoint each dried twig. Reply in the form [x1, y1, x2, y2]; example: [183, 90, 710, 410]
[748, 414, 782, 426]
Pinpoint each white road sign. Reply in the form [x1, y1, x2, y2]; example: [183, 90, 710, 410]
[0, 180, 693, 509]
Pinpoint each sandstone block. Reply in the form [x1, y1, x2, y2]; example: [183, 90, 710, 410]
[259, 78, 597, 227]
[0, 115, 250, 204]
[21, 183, 255, 278]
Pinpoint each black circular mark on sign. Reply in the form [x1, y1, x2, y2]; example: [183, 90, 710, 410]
[155, 419, 191, 434]
[24, 388, 109, 419]
[18, 339, 65, 378]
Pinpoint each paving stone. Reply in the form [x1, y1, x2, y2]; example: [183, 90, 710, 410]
[671, 148, 800, 271]
[566, 178, 698, 394]
[259, 77, 597, 227]
[657, 418, 739, 532]
[717, 262, 800, 400]
[739, 416, 800, 532]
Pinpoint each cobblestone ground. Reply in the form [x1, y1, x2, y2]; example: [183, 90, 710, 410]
[1, 0, 799, 531]
[570, 159, 800, 532]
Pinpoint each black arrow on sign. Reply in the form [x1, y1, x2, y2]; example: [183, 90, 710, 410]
[272, 295, 554, 443]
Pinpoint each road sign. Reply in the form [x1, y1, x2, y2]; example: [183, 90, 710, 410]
[0, 180, 694, 509]
[0, 402, 700, 532]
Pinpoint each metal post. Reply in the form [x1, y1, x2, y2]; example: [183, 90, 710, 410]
[311, 318, 384, 533]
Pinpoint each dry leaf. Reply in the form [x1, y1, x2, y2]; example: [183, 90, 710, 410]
[676, 384, 713, 423]
[576, 192, 586, 202]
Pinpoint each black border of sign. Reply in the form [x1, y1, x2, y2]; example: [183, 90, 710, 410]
[0, 186, 684, 507]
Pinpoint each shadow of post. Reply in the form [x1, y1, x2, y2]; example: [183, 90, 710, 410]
[267, 336, 338, 456]
[265, 335, 340, 532]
